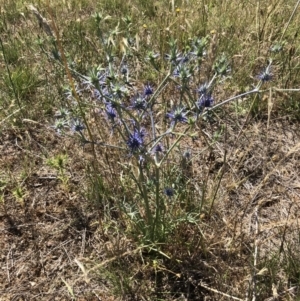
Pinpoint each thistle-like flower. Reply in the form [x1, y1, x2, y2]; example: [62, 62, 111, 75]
[129, 94, 148, 111]
[196, 83, 209, 96]
[143, 83, 154, 97]
[126, 128, 146, 153]
[197, 93, 213, 109]
[152, 143, 164, 154]
[93, 87, 112, 103]
[120, 64, 128, 75]
[191, 36, 208, 59]
[165, 40, 183, 65]
[111, 83, 128, 99]
[54, 107, 70, 119]
[213, 53, 231, 76]
[63, 85, 82, 101]
[84, 67, 107, 89]
[105, 103, 118, 122]
[70, 118, 85, 133]
[164, 187, 174, 198]
[173, 64, 192, 83]
[258, 66, 272, 82]
[53, 119, 69, 134]
[166, 106, 188, 125]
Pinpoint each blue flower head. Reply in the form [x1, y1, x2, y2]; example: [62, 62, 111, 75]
[183, 149, 192, 160]
[105, 103, 118, 122]
[197, 93, 213, 109]
[70, 118, 85, 133]
[120, 65, 128, 75]
[127, 128, 146, 153]
[93, 89, 101, 100]
[258, 66, 272, 82]
[164, 187, 174, 198]
[85, 67, 107, 88]
[143, 84, 154, 97]
[166, 106, 188, 125]
[152, 143, 164, 154]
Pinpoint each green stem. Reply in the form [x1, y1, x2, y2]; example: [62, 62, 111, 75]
[159, 126, 190, 166]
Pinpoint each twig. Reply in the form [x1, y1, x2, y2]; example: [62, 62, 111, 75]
[274, 88, 300, 92]
[204, 89, 259, 116]
[0, 107, 25, 125]
[92, 291, 102, 300]
[81, 228, 86, 256]
[199, 282, 245, 301]
[251, 206, 259, 301]
[6, 249, 12, 283]
[280, 0, 300, 42]
[28, 4, 54, 37]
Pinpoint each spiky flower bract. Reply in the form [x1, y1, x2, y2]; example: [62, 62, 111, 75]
[129, 94, 148, 111]
[166, 106, 188, 125]
[258, 66, 272, 82]
[143, 83, 154, 97]
[196, 83, 209, 96]
[70, 118, 85, 133]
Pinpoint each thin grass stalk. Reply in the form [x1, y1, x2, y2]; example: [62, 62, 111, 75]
[280, 0, 300, 42]
[152, 164, 161, 241]
[0, 37, 22, 111]
[138, 161, 153, 237]
[207, 146, 227, 218]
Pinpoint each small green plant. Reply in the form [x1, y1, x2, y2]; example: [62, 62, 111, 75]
[12, 185, 26, 206]
[46, 154, 70, 188]
[3, 66, 40, 100]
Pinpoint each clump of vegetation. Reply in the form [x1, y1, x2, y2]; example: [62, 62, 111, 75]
[1, 0, 300, 300]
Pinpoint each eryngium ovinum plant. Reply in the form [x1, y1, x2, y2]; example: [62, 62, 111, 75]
[52, 31, 274, 244]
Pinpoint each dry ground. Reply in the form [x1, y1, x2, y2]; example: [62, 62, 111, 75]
[1, 104, 300, 300]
